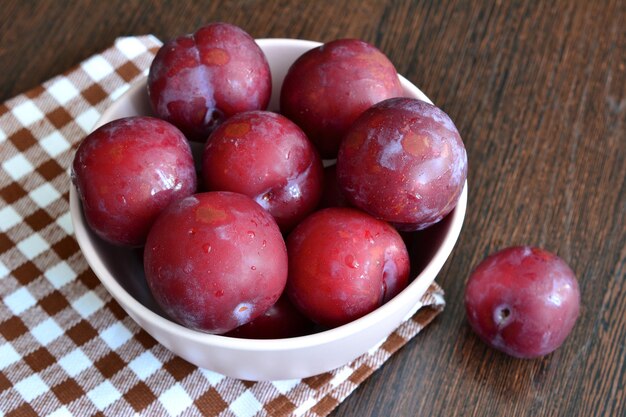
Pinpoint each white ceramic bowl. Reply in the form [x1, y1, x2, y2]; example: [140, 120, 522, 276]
[70, 38, 467, 381]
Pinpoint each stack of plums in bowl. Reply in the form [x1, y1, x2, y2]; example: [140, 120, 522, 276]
[70, 23, 469, 380]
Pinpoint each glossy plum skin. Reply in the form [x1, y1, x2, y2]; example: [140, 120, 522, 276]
[144, 192, 288, 334]
[148, 22, 271, 141]
[201, 111, 323, 232]
[280, 39, 403, 158]
[72, 116, 196, 247]
[337, 97, 467, 231]
[287, 208, 410, 328]
[464, 246, 580, 359]
[225, 295, 315, 339]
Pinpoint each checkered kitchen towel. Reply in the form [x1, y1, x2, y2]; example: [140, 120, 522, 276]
[0, 35, 445, 417]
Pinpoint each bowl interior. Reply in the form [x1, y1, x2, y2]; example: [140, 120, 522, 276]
[71, 38, 466, 353]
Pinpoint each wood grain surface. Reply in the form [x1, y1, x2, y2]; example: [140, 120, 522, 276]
[1, 1, 624, 416]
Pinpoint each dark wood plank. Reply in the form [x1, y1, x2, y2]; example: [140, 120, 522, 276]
[1, 1, 623, 416]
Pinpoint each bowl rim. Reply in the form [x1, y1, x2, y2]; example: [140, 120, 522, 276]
[70, 37, 468, 352]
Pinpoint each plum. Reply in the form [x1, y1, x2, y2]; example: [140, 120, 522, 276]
[225, 295, 315, 339]
[464, 246, 580, 358]
[280, 39, 403, 158]
[144, 192, 288, 334]
[287, 207, 410, 327]
[337, 97, 467, 231]
[148, 22, 271, 141]
[72, 116, 196, 246]
[201, 111, 323, 232]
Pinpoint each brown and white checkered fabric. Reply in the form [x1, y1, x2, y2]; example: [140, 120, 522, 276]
[0, 35, 445, 417]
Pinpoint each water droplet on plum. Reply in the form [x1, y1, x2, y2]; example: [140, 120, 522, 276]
[345, 254, 360, 268]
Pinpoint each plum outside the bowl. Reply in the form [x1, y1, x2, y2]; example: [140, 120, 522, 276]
[465, 246, 580, 358]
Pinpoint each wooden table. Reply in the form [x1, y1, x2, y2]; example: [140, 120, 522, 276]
[1, 1, 624, 416]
